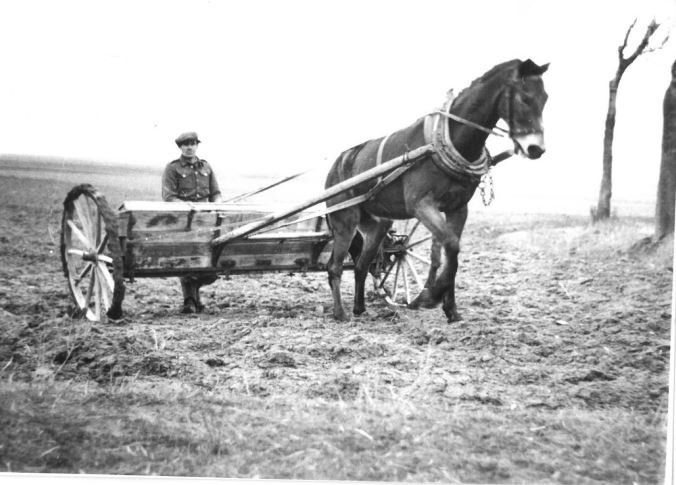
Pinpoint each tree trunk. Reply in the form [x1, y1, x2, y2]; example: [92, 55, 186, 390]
[594, 19, 663, 223]
[596, 80, 619, 220]
[655, 59, 676, 240]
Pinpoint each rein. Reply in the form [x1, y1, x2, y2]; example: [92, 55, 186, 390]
[433, 110, 509, 138]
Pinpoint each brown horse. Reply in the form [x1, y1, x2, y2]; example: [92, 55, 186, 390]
[325, 59, 549, 322]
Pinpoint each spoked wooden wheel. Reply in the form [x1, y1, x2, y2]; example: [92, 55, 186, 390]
[376, 220, 435, 306]
[60, 184, 125, 321]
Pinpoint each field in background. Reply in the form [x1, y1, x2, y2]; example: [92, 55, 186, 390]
[0, 156, 672, 483]
[0, 155, 656, 216]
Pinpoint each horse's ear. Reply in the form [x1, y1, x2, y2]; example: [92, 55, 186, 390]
[519, 59, 549, 77]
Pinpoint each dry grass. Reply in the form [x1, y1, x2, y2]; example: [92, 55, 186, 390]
[497, 217, 656, 254]
[0, 378, 665, 482]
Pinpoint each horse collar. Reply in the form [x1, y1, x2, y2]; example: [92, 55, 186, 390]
[424, 93, 491, 181]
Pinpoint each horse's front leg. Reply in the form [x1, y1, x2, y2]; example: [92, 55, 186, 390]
[439, 205, 468, 322]
[409, 202, 466, 322]
[425, 237, 442, 288]
[408, 201, 456, 310]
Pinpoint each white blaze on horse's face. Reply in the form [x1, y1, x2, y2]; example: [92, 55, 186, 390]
[513, 131, 546, 160]
[503, 60, 549, 160]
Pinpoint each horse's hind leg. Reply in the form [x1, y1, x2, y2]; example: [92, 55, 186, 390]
[353, 216, 392, 316]
[327, 209, 359, 322]
[439, 206, 468, 322]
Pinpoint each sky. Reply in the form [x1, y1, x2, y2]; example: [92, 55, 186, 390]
[1, 0, 675, 209]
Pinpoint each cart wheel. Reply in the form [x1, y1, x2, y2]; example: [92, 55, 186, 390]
[60, 184, 125, 321]
[376, 220, 433, 307]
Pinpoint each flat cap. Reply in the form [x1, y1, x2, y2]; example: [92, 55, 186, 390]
[175, 131, 201, 146]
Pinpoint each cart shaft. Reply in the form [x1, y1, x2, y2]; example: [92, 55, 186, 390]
[211, 143, 434, 247]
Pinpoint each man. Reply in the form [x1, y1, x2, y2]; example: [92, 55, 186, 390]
[162, 131, 222, 314]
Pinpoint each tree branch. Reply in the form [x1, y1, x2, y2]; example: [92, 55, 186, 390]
[618, 18, 638, 60]
[645, 31, 670, 54]
[622, 19, 660, 66]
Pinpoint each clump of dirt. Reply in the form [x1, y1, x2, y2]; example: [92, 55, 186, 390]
[257, 348, 298, 368]
[409, 327, 449, 346]
[303, 335, 391, 361]
[86, 352, 181, 381]
[307, 374, 362, 400]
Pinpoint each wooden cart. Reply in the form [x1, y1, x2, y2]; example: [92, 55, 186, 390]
[60, 148, 437, 321]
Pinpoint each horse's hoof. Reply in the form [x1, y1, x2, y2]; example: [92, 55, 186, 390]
[333, 309, 351, 322]
[106, 306, 123, 321]
[446, 311, 462, 323]
[409, 289, 439, 310]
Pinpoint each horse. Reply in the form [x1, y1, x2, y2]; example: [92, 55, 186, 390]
[324, 58, 549, 322]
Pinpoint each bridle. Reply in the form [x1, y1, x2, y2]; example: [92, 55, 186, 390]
[434, 108, 509, 138]
[505, 82, 545, 139]
[435, 82, 543, 141]
[428, 82, 540, 206]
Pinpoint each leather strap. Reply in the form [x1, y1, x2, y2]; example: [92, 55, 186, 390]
[376, 133, 392, 166]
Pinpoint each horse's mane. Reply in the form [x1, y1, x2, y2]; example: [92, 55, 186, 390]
[452, 59, 521, 109]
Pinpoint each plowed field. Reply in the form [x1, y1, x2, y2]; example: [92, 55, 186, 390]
[0, 160, 672, 483]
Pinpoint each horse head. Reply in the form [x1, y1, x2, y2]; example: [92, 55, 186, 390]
[499, 59, 549, 160]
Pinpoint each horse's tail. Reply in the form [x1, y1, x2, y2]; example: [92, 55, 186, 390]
[325, 141, 369, 190]
[325, 141, 370, 264]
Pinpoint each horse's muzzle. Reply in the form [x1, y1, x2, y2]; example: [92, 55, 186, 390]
[513, 133, 546, 160]
[527, 145, 545, 159]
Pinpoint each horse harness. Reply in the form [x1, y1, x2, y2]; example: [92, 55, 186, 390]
[256, 92, 512, 234]
[372, 90, 510, 206]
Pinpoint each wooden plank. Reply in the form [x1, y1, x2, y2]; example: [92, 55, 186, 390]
[125, 234, 334, 275]
[121, 210, 261, 241]
[125, 240, 348, 278]
[118, 204, 328, 243]
[127, 241, 212, 272]
[119, 201, 275, 212]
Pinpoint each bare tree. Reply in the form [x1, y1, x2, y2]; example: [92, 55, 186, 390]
[594, 18, 668, 221]
[655, 58, 676, 240]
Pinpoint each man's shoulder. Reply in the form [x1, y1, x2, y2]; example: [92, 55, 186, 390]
[163, 159, 184, 171]
[199, 159, 215, 170]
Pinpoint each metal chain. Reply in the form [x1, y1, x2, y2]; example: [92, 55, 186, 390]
[479, 169, 495, 206]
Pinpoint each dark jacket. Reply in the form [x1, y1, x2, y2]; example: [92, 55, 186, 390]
[162, 156, 221, 202]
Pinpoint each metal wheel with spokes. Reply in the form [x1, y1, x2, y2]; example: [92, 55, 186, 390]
[60, 184, 125, 321]
[376, 220, 435, 306]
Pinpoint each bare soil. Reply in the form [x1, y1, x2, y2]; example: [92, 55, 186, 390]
[0, 163, 672, 483]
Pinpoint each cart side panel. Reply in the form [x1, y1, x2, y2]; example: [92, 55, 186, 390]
[121, 210, 266, 242]
[117, 202, 334, 277]
[124, 236, 334, 276]
[118, 201, 327, 240]
[215, 236, 333, 272]
[128, 241, 213, 273]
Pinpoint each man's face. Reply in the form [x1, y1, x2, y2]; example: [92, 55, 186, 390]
[180, 140, 198, 158]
